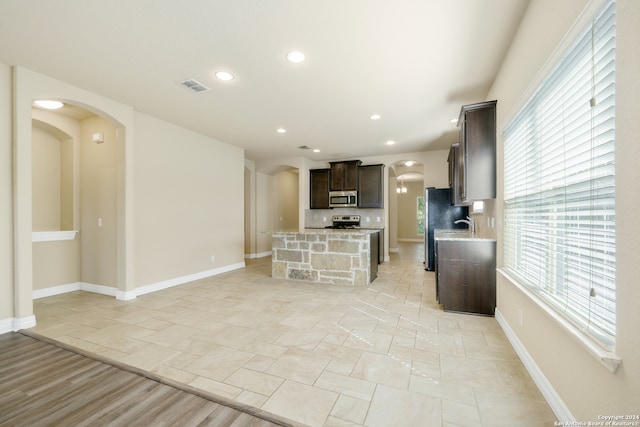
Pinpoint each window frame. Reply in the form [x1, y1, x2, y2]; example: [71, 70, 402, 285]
[502, 0, 616, 352]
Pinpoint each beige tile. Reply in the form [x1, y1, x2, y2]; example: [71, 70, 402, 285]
[365, 384, 442, 427]
[324, 358, 357, 376]
[243, 355, 277, 372]
[31, 243, 555, 427]
[120, 342, 182, 370]
[262, 380, 338, 427]
[409, 374, 475, 406]
[440, 354, 500, 384]
[314, 370, 376, 401]
[224, 367, 283, 396]
[275, 329, 327, 351]
[138, 323, 199, 347]
[151, 364, 198, 384]
[330, 394, 370, 424]
[414, 330, 466, 356]
[266, 348, 331, 384]
[189, 376, 243, 400]
[312, 341, 362, 362]
[341, 329, 393, 354]
[183, 346, 255, 381]
[209, 324, 278, 349]
[172, 338, 219, 356]
[442, 399, 482, 427]
[235, 390, 269, 408]
[475, 389, 556, 426]
[279, 312, 325, 329]
[351, 351, 411, 389]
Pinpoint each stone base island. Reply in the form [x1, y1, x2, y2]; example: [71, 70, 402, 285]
[271, 229, 380, 286]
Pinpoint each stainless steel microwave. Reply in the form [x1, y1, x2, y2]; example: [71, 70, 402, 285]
[329, 191, 357, 208]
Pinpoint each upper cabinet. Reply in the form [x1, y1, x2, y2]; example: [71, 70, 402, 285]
[448, 143, 470, 206]
[457, 100, 497, 202]
[358, 164, 384, 208]
[329, 160, 361, 191]
[310, 168, 330, 209]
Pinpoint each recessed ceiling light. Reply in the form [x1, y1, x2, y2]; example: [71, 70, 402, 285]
[215, 71, 235, 81]
[313, 149, 320, 153]
[33, 100, 64, 109]
[286, 51, 306, 63]
[277, 128, 287, 134]
[450, 118, 458, 124]
[386, 140, 396, 146]
[405, 161, 415, 167]
[370, 114, 381, 120]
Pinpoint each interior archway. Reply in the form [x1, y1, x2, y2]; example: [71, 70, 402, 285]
[31, 102, 121, 300]
[388, 160, 424, 254]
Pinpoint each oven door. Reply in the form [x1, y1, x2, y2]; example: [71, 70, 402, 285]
[329, 191, 357, 208]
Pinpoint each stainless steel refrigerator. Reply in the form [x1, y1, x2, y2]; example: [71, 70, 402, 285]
[424, 188, 469, 271]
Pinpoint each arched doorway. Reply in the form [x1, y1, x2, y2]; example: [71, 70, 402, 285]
[245, 163, 300, 259]
[12, 67, 135, 329]
[388, 160, 424, 255]
[31, 103, 120, 299]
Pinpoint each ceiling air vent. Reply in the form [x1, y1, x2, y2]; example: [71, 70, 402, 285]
[178, 79, 210, 93]
[298, 145, 310, 150]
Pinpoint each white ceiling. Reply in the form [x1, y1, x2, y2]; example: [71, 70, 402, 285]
[0, 0, 528, 162]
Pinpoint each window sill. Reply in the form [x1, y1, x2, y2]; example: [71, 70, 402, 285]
[32, 230, 78, 242]
[497, 268, 622, 373]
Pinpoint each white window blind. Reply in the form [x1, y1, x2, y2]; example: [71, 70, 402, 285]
[503, 0, 616, 349]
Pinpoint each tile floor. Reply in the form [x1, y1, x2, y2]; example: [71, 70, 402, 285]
[30, 243, 556, 426]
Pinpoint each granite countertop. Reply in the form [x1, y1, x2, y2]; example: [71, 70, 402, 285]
[434, 229, 496, 242]
[272, 228, 379, 235]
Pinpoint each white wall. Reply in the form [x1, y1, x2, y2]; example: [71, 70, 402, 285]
[488, 0, 640, 419]
[256, 171, 275, 254]
[133, 111, 245, 287]
[32, 126, 63, 231]
[0, 63, 13, 324]
[1, 66, 248, 329]
[396, 181, 424, 241]
[80, 116, 118, 288]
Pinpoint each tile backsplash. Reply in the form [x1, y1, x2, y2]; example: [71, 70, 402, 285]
[305, 208, 385, 229]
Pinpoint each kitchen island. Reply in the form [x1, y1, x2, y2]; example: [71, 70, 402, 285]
[271, 229, 379, 286]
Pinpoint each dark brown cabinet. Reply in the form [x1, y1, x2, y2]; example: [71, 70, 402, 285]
[447, 143, 469, 206]
[330, 160, 360, 191]
[458, 100, 497, 202]
[436, 239, 496, 315]
[309, 169, 330, 209]
[358, 164, 384, 208]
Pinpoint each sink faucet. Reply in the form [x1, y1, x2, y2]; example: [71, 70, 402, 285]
[454, 216, 475, 235]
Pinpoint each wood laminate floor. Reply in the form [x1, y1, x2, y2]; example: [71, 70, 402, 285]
[0, 332, 294, 427]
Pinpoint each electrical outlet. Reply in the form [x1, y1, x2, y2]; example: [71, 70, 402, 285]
[376, 217, 380, 222]
[366, 217, 370, 222]
[210, 255, 216, 263]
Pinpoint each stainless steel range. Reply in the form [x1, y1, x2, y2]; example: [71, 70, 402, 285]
[325, 215, 361, 229]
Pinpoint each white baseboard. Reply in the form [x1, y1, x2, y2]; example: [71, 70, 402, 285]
[397, 238, 424, 243]
[0, 315, 37, 333]
[33, 282, 82, 299]
[495, 308, 574, 422]
[31, 262, 247, 302]
[245, 251, 272, 259]
[134, 262, 245, 296]
[33, 282, 117, 300]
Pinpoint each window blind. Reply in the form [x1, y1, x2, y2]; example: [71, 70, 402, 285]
[503, 0, 616, 349]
